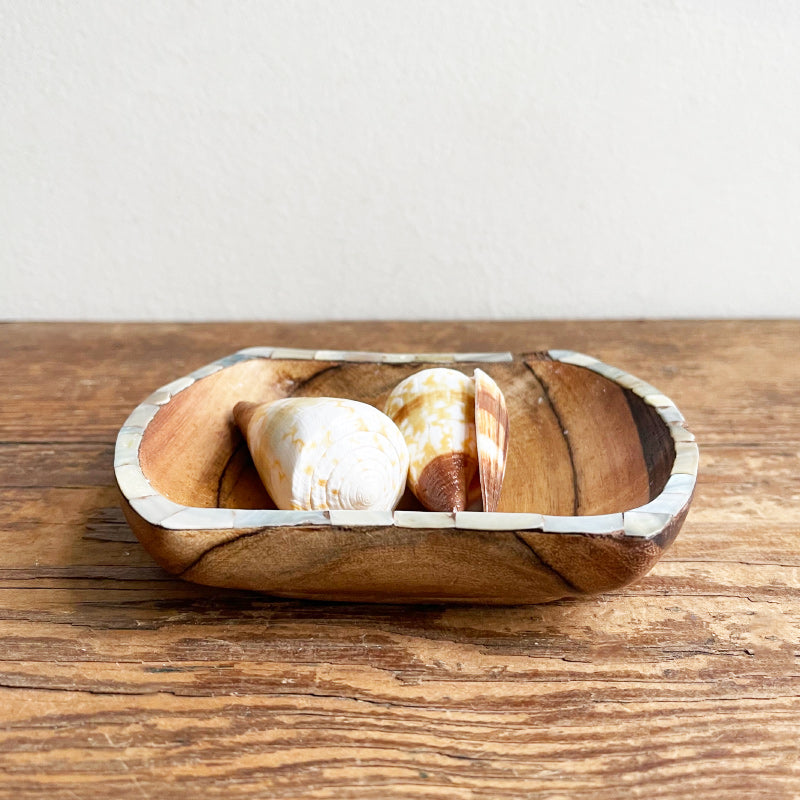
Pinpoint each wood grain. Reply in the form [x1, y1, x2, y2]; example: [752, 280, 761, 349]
[1, 321, 799, 799]
[524, 358, 653, 514]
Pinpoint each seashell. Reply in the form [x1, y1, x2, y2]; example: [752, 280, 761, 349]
[384, 368, 479, 512]
[233, 397, 409, 512]
[474, 368, 509, 512]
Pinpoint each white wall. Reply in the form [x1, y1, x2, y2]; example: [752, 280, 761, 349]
[2, 1, 799, 320]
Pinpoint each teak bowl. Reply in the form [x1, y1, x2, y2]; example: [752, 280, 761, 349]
[115, 347, 698, 604]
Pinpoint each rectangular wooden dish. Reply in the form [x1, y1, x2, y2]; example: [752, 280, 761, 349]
[115, 347, 698, 604]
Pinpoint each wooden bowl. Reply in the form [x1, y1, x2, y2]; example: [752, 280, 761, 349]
[115, 347, 697, 604]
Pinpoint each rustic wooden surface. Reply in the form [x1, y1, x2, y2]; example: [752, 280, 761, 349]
[0, 321, 798, 799]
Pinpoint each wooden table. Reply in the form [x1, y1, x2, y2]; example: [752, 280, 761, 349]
[1, 321, 798, 799]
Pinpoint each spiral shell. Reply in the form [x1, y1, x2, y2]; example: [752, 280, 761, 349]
[233, 397, 409, 512]
[383, 368, 478, 512]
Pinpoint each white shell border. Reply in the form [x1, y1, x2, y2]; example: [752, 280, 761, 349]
[115, 348, 697, 540]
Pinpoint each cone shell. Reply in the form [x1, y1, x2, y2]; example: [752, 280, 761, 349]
[233, 397, 410, 512]
[474, 368, 509, 512]
[383, 368, 478, 512]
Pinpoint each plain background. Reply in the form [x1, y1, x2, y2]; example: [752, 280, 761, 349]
[2, 1, 799, 321]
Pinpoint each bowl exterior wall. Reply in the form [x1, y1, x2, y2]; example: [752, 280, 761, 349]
[122, 495, 690, 604]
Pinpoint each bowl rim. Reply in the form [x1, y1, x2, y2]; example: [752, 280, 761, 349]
[114, 347, 698, 540]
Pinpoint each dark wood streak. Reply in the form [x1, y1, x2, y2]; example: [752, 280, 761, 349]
[624, 389, 676, 501]
[512, 532, 582, 596]
[523, 359, 581, 516]
[215, 438, 247, 507]
[287, 362, 344, 395]
[176, 525, 276, 578]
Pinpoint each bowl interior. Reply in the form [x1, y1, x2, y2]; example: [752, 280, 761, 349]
[138, 355, 675, 517]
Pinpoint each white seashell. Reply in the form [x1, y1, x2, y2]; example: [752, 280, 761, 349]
[233, 397, 409, 512]
[383, 368, 478, 512]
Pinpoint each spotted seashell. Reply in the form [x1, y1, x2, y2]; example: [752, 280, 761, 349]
[383, 368, 478, 512]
